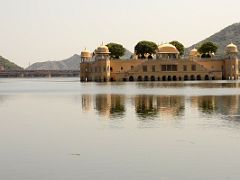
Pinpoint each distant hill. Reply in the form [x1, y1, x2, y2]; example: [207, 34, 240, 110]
[121, 49, 133, 59]
[26, 54, 81, 70]
[27, 49, 133, 70]
[186, 23, 240, 56]
[0, 56, 23, 70]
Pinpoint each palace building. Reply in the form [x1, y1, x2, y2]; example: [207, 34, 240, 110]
[80, 43, 239, 82]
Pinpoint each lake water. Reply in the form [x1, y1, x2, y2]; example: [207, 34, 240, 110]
[1, 78, 240, 180]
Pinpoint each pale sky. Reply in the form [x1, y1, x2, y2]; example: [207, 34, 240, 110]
[0, 0, 239, 67]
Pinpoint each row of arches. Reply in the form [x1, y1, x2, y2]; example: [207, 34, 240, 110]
[81, 74, 215, 82]
[125, 75, 213, 82]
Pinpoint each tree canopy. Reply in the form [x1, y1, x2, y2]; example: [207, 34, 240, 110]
[106, 43, 125, 59]
[198, 41, 218, 54]
[169, 41, 185, 56]
[134, 41, 158, 59]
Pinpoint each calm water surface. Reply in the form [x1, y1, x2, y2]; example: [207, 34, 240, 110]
[1, 78, 240, 180]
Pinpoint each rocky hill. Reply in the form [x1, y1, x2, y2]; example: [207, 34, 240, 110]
[0, 56, 23, 70]
[27, 49, 133, 70]
[121, 49, 133, 59]
[186, 23, 240, 56]
[26, 54, 81, 70]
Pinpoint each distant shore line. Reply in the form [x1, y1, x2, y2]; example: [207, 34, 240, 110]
[0, 70, 80, 78]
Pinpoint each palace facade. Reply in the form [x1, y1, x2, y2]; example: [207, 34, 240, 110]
[80, 43, 239, 82]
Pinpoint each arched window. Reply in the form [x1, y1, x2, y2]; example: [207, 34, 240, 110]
[173, 76, 177, 81]
[190, 75, 195, 80]
[151, 76, 155, 81]
[129, 76, 134, 81]
[144, 76, 149, 81]
[137, 76, 142, 81]
[197, 75, 201, 80]
[205, 75, 209, 80]
[162, 76, 166, 81]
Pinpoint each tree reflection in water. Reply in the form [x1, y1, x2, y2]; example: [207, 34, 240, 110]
[135, 95, 185, 120]
[197, 96, 217, 114]
[135, 95, 158, 119]
[196, 95, 240, 116]
[94, 94, 125, 119]
[109, 95, 125, 118]
[81, 94, 240, 125]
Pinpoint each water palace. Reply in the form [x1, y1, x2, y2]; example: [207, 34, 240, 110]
[80, 42, 239, 82]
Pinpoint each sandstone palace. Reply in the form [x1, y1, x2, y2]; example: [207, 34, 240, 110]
[80, 43, 239, 82]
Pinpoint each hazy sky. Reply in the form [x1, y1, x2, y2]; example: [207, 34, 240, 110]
[0, 0, 239, 67]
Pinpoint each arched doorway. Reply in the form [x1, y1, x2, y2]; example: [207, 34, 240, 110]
[144, 76, 149, 81]
[129, 76, 134, 82]
[197, 75, 201, 80]
[190, 75, 195, 80]
[81, 77, 85, 82]
[205, 75, 209, 80]
[212, 76, 215, 80]
[173, 76, 177, 81]
[162, 76, 166, 81]
[158, 77, 160, 81]
[123, 78, 127, 81]
[137, 76, 142, 81]
[88, 77, 92, 82]
[167, 76, 172, 81]
[179, 76, 182, 81]
[184, 75, 188, 81]
[151, 76, 155, 81]
[110, 77, 114, 82]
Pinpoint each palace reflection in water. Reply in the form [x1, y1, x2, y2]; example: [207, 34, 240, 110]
[194, 95, 240, 122]
[81, 94, 240, 121]
[2, 79, 240, 180]
[82, 94, 126, 118]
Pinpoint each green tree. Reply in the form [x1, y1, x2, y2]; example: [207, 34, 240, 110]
[198, 41, 218, 54]
[106, 43, 125, 59]
[134, 41, 158, 59]
[169, 41, 185, 56]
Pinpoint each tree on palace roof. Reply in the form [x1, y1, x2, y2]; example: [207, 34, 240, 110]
[134, 41, 158, 59]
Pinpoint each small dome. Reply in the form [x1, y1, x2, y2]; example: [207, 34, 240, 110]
[225, 43, 238, 53]
[190, 48, 198, 52]
[157, 43, 179, 54]
[81, 49, 91, 58]
[189, 48, 199, 57]
[96, 44, 110, 54]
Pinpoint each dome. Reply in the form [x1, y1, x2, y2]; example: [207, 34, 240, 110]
[225, 43, 238, 53]
[189, 48, 199, 57]
[96, 44, 110, 54]
[157, 43, 179, 54]
[81, 49, 91, 58]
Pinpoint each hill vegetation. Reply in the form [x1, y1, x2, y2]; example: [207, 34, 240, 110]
[26, 54, 81, 70]
[187, 23, 240, 56]
[0, 56, 23, 70]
